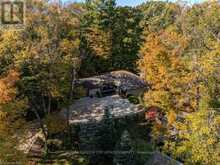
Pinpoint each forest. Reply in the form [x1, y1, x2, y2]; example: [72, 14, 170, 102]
[0, 0, 220, 164]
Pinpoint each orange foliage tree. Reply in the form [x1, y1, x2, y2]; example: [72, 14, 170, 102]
[0, 70, 27, 163]
[138, 30, 194, 114]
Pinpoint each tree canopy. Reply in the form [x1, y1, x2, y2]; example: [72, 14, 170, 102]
[0, 0, 220, 164]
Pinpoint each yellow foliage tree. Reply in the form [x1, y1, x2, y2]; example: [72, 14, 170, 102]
[0, 70, 19, 103]
[164, 109, 220, 165]
[138, 30, 193, 113]
[0, 70, 27, 163]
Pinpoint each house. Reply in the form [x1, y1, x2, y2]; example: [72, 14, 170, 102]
[74, 70, 148, 98]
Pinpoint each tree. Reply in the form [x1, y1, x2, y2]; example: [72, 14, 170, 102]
[111, 6, 143, 71]
[0, 70, 27, 163]
[113, 130, 136, 165]
[138, 2, 220, 164]
[138, 1, 180, 35]
[180, 1, 220, 110]
[0, 0, 82, 153]
[95, 106, 115, 163]
[80, 0, 143, 76]
[164, 109, 220, 165]
[79, 0, 115, 76]
[138, 30, 191, 113]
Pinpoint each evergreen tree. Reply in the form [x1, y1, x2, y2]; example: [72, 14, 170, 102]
[80, 0, 143, 76]
[97, 106, 115, 151]
[113, 130, 136, 165]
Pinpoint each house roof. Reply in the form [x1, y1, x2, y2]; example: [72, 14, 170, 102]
[61, 95, 145, 124]
[145, 152, 183, 165]
[75, 70, 148, 90]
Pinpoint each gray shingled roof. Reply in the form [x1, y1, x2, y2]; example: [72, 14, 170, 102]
[75, 70, 147, 90]
[62, 95, 145, 124]
[145, 152, 183, 165]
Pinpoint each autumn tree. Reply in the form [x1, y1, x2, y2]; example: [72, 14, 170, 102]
[138, 1, 180, 35]
[138, 30, 191, 113]
[181, 1, 220, 110]
[164, 109, 220, 165]
[0, 0, 219, 163]
[138, 1, 220, 164]
[0, 0, 82, 152]
[0, 70, 27, 163]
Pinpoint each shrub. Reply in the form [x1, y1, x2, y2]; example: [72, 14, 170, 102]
[47, 139, 63, 151]
[45, 114, 66, 134]
[128, 96, 140, 104]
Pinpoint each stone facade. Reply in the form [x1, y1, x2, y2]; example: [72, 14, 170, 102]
[75, 111, 146, 150]
[71, 108, 146, 164]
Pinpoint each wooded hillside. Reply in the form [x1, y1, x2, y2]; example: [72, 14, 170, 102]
[0, 0, 220, 164]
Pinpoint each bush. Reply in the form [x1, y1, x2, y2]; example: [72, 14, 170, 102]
[47, 139, 63, 151]
[128, 95, 140, 104]
[135, 139, 154, 164]
[45, 114, 66, 134]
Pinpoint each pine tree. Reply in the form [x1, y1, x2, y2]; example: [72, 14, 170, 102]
[113, 130, 136, 165]
[97, 106, 115, 151]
